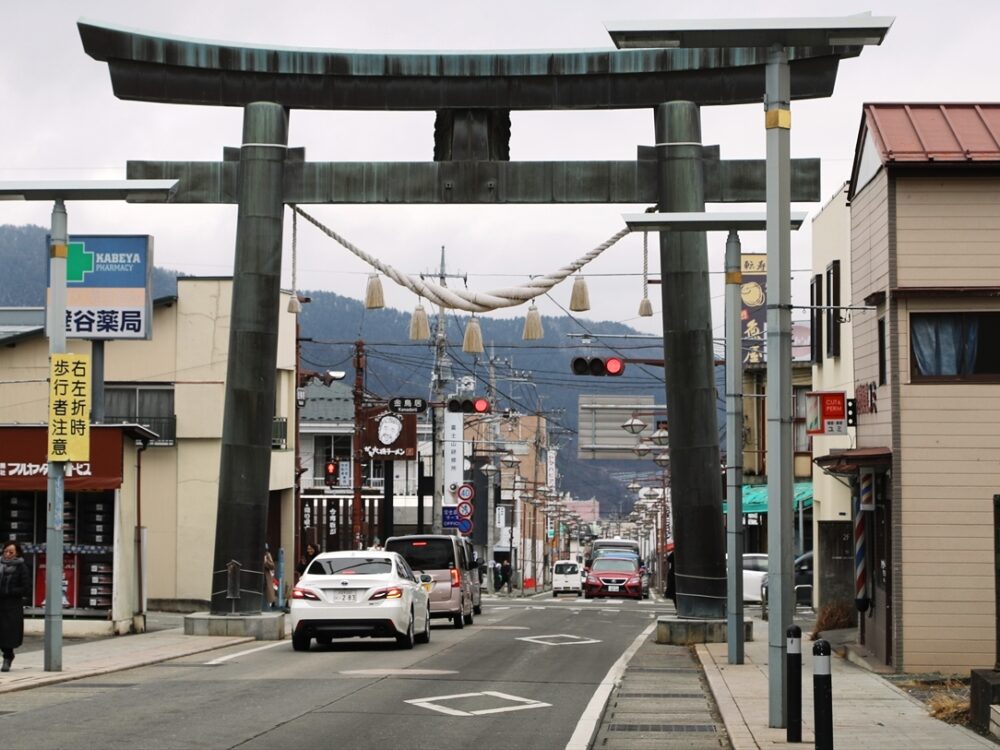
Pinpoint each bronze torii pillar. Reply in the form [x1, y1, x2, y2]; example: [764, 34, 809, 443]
[212, 103, 288, 613]
[656, 102, 726, 618]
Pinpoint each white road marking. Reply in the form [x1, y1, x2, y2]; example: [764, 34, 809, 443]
[564, 621, 656, 750]
[516, 633, 601, 646]
[341, 669, 458, 676]
[204, 640, 286, 664]
[406, 690, 550, 717]
[476, 625, 530, 630]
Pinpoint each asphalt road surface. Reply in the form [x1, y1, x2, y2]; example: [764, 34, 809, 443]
[0, 594, 676, 750]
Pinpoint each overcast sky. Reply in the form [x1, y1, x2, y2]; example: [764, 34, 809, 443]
[1, 1, 994, 343]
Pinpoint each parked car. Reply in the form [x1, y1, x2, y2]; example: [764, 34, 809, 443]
[760, 551, 813, 609]
[290, 550, 432, 651]
[552, 559, 583, 597]
[385, 534, 476, 628]
[583, 556, 643, 600]
[741, 553, 769, 603]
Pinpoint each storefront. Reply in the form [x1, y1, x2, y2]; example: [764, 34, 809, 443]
[0, 424, 149, 635]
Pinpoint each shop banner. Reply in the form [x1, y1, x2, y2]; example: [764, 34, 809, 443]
[0, 426, 122, 490]
[740, 253, 767, 364]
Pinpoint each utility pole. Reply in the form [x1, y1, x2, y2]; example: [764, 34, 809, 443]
[428, 247, 464, 534]
[486, 346, 499, 587]
[352, 340, 365, 549]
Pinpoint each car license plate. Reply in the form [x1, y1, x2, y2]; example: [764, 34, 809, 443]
[331, 591, 358, 602]
[608, 585, 620, 592]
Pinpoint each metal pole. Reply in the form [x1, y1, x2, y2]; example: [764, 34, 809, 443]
[352, 341, 365, 549]
[765, 44, 794, 727]
[44, 199, 67, 671]
[726, 229, 745, 664]
[90, 340, 104, 423]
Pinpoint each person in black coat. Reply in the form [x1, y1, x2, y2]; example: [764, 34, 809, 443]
[0, 540, 30, 672]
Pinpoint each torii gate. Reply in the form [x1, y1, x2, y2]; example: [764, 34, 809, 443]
[79, 19, 842, 618]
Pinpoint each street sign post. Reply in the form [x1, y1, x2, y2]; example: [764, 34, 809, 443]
[389, 396, 428, 414]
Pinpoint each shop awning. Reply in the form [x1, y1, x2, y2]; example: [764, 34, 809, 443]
[813, 446, 891, 476]
[722, 481, 813, 515]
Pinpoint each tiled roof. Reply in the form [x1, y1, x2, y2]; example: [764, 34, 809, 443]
[864, 103, 1000, 163]
[300, 380, 353, 422]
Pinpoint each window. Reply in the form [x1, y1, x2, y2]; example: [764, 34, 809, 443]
[793, 386, 811, 452]
[877, 317, 887, 385]
[105, 385, 176, 445]
[911, 312, 1000, 380]
[810, 274, 823, 365]
[825, 261, 841, 358]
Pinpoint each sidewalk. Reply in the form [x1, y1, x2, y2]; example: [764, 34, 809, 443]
[695, 614, 997, 750]
[0, 626, 254, 695]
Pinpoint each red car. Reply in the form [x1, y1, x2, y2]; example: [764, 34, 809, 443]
[583, 557, 643, 600]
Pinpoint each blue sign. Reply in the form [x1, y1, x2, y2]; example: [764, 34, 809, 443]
[443, 507, 460, 529]
[47, 234, 153, 341]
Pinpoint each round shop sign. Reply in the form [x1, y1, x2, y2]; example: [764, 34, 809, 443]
[456, 483, 475, 502]
[456, 500, 474, 519]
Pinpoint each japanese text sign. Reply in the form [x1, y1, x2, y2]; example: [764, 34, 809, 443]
[48, 353, 90, 461]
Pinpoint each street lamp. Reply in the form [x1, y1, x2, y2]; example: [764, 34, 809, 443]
[653, 451, 671, 469]
[621, 415, 646, 435]
[633, 439, 653, 457]
[650, 424, 670, 446]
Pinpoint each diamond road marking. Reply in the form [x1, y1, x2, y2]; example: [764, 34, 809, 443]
[516, 633, 602, 646]
[406, 690, 551, 717]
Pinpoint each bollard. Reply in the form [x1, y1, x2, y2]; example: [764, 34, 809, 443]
[813, 639, 833, 750]
[787, 625, 802, 743]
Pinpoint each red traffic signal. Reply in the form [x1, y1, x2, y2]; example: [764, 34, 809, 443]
[571, 356, 625, 376]
[324, 460, 338, 486]
[447, 396, 492, 414]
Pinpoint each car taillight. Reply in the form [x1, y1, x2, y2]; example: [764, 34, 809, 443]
[370, 587, 403, 600]
[291, 587, 320, 601]
[450, 568, 461, 588]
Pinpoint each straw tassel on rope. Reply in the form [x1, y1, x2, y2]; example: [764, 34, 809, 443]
[569, 274, 590, 312]
[522, 301, 543, 340]
[409, 300, 431, 341]
[364, 273, 385, 309]
[638, 231, 653, 317]
[462, 315, 485, 354]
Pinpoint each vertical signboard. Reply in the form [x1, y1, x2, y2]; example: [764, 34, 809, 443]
[48, 354, 90, 462]
[444, 410, 464, 498]
[740, 253, 767, 364]
[48, 235, 153, 340]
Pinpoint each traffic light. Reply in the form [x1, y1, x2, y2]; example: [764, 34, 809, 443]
[571, 356, 625, 376]
[846, 398, 857, 427]
[324, 460, 338, 487]
[447, 396, 492, 414]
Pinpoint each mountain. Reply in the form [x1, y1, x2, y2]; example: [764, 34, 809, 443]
[1, 223, 689, 512]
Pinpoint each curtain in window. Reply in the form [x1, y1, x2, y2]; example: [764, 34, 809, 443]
[912, 314, 978, 376]
[104, 388, 137, 418]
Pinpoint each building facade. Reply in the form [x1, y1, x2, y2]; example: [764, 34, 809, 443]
[0, 277, 298, 609]
[818, 103, 1000, 672]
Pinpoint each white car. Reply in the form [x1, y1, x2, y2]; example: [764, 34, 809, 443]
[290, 551, 432, 651]
[741, 553, 769, 603]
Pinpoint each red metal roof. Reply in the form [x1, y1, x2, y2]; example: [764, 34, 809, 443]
[864, 103, 1000, 163]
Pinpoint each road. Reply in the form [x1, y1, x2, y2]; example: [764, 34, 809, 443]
[0, 594, 675, 750]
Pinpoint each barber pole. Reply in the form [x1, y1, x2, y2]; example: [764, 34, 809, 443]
[855, 471, 872, 612]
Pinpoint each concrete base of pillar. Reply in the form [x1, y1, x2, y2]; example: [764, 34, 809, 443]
[970, 668, 1000, 732]
[184, 611, 285, 640]
[655, 616, 753, 645]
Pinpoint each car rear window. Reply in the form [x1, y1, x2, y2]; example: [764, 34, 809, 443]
[554, 563, 578, 575]
[592, 558, 637, 572]
[307, 558, 392, 576]
[385, 539, 455, 570]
